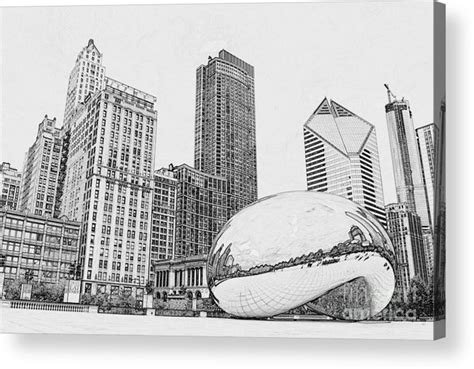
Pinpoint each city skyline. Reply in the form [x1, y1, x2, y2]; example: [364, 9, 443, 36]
[0, 3, 435, 205]
[0, 1, 445, 338]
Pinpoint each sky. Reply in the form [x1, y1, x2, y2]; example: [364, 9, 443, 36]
[0, 2, 435, 204]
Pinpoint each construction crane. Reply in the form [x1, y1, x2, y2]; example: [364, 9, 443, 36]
[384, 83, 397, 103]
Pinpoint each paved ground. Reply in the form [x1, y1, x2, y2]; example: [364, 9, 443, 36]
[1, 308, 435, 339]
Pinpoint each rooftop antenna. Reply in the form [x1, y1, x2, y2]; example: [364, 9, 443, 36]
[384, 83, 397, 103]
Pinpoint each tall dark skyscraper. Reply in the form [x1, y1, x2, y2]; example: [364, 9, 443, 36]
[194, 50, 258, 217]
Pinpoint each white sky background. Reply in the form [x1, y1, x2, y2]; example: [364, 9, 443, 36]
[0, 2, 434, 204]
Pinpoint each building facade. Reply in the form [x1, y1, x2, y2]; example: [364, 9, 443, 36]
[152, 254, 209, 301]
[194, 50, 258, 217]
[19, 115, 64, 218]
[173, 164, 229, 258]
[385, 203, 427, 299]
[385, 97, 431, 230]
[63, 39, 106, 126]
[0, 162, 22, 211]
[303, 98, 386, 227]
[0, 209, 80, 283]
[416, 123, 439, 232]
[60, 78, 157, 295]
[149, 168, 177, 283]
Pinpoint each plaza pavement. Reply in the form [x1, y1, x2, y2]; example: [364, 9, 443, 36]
[1, 308, 435, 339]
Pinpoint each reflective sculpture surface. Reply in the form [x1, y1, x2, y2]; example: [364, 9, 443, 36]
[207, 191, 396, 320]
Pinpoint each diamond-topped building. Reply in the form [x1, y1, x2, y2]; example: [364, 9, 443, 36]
[303, 98, 386, 227]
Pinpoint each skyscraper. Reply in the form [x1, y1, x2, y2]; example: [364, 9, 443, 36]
[416, 123, 439, 230]
[194, 50, 257, 217]
[19, 115, 64, 217]
[384, 89, 431, 230]
[63, 39, 106, 126]
[60, 77, 157, 295]
[0, 162, 22, 210]
[303, 98, 386, 227]
[416, 123, 439, 274]
[385, 203, 428, 299]
[173, 164, 229, 257]
[416, 122, 438, 275]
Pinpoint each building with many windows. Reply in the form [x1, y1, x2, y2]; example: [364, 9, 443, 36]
[416, 123, 439, 234]
[385, 89, 434, 281]
[19, 115, 64, 218]
[194, 50, 258, 217]
[0, 209, 80, 283]
[0, 162, 22, 211]
[149, 167, 177, 283]
[303, 98, 386, 227]
[63, 39, 106, 126]
[385, 203, 427, 299]
[60, 77, 157, 295]
[172, 164, 229, 258]
[385, 95, 431, 230]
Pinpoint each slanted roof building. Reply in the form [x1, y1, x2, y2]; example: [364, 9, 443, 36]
[303, 98, 386, 227]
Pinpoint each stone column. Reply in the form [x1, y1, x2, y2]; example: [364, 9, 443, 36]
[169, 269, 175, 288]
[202, 267, 207, 287]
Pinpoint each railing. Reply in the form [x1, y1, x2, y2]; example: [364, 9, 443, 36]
[154, 308, 197, 317]
[98, 306, 147, 315]
[153, 309, 231, 318]
[5, 300, 91, 313]
[199, 310, 231, 319]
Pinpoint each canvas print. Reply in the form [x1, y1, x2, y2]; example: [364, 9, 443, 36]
[0, 1, 446, 340]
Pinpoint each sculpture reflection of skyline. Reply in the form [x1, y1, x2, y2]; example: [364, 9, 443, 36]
[207, 192, 396, 319]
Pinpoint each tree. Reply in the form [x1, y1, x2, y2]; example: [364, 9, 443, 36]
[31, 280, 66, 302]
[407, 275, 434, 317]
[80, 293, 95, 305]
[94, 292, 110, 308]
[153, 298, 167, 310]
[3, 279, 22, 300]
[109, 291, 136, 308]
